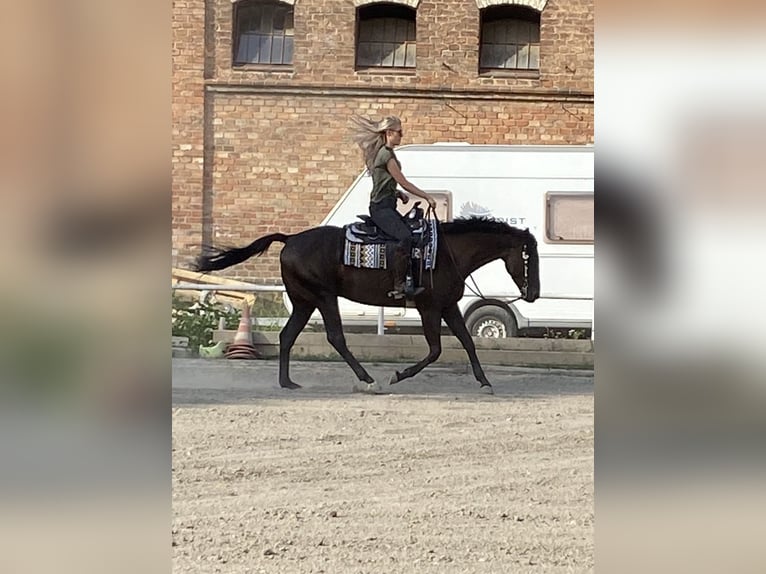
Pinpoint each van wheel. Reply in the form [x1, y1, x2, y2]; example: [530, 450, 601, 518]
[466, 306, 517, 339]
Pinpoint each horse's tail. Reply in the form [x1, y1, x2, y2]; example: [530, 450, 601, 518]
[194, 233, 290, 272]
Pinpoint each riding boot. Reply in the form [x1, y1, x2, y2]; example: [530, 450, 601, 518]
[389, 246, 424, 300]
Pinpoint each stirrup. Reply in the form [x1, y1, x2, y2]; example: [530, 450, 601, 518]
[388, 272, 423, 299]
[387, 289, 406, 300]
[387, 282, 407, 299]
[404, 275, 424, 299]
[386, 286, 424, 300]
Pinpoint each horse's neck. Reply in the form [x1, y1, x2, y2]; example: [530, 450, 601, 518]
[446, 233, 512, 278]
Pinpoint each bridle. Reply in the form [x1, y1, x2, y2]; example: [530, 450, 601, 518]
[430, 206, 531, 303]
[515, 242, 531, 303]
[479, 241, 529, 304]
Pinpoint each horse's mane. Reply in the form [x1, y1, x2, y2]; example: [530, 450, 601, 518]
[441, 217, 529, 239]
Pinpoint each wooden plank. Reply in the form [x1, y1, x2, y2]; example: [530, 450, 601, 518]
[172, 268, 259, 287]
[172, 268, 258, 305]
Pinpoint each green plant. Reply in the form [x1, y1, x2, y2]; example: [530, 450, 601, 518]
[250, 292, 290, 318]
[542, 327, 589, 340]
[172, 294, 241, 352]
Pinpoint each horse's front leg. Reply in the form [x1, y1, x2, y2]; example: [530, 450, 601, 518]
[442, 303, 493, 394]
[389, 308, 442, 385]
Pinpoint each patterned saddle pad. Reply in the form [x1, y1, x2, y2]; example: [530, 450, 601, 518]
[343, 216, 438, 270]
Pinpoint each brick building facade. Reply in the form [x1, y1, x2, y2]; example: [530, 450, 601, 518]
[172, 0, 593, 283]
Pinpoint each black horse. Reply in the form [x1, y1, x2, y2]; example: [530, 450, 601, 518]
[195, 217, 540, 393]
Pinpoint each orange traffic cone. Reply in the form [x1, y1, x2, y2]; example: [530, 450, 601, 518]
[225, 301, 258, 360]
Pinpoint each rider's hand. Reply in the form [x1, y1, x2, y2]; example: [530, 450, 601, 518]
[398, 191, 409, 204]
[427, 196, 437, 209]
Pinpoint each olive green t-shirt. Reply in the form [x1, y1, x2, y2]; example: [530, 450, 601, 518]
[370, 146, 400, 204]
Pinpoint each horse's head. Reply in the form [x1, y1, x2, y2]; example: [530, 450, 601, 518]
[504, 228, 540, 302]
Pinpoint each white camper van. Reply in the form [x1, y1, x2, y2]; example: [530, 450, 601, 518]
[285, 143, 593, 338]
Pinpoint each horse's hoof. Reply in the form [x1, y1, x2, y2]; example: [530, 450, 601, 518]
[479, 384, 494, 395]
[353, 381, 384, 394]
[388, 372, 401, 385]
[280, 381, 302, 390]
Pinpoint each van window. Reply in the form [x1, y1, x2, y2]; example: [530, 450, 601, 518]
[545, 192, 594, 243]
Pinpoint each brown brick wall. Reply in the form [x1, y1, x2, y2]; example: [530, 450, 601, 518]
[172, 0, 207, 261]
[209, 0, 593, 93]
[173, 0, 594, 283]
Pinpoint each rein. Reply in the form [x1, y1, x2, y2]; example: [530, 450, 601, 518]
[429, 208, 530, 303]
[425, 206, 438, 290]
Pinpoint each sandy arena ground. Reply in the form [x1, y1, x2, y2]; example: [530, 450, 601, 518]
[173, 359, 593, 573]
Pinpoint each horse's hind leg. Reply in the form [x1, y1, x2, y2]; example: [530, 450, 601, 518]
[442, 303, 493, 394]
[389, 308, 442, 385]
[317, 296, 376, 386]
[279, 300, 316, 389]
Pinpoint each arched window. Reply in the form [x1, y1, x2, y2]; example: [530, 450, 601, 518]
[480, 5, 540, 71]
[356, 3, 416, 69]
[233, 1, 294, 66]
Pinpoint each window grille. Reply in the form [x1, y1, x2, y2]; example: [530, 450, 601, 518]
[356, 5, 416, 69]
[234, 1, 294, 66]
[480, 6, 540, 71]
